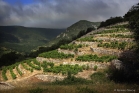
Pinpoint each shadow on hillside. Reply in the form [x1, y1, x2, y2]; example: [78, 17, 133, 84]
[108, 49, 139, 84]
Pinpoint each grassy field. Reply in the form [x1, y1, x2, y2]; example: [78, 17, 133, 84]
[1, 70, 138, 93]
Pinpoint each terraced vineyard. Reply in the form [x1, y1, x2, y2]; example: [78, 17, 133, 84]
[0, 22, 136, 88]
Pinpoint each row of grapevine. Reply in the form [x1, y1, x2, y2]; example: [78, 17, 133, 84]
[2, 67, 8, 80]
[16, 66, 23, 76]
[97, 41, 128, 50]
[77, 36, 94, 41]
[41, 61, 83, 75]
[26, 60, 41, 70]
[32, 59, 41, 66]
[1, 63, 21, 80]
[38, 50, 74, 59]
[60, 44, 82, 50]
[100, 34, 134, 38]
[76, 54, 117, 62]
[21, 63, 33, 72]
[9, 67, 16, 79]
[77, 36, 103, 43]
[110, 34, 134, 38]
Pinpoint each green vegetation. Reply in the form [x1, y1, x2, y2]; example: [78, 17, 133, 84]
[77, 36, 103, 42]
[100, 34, 134, 38]
[96, 28, 129, 34]
[128, 3, 139, 41]
[93, 65, 98, 71]
[76, 54, 117, 62]
[0, 26, 65, 54]
[32, 59, 41, 66]
[98, 16, 124, 28]
[53, 70, 90, 85]
[38, 50, 74, 59]
[53, 76, 90, 85]
[29, 87, 44, 93]
[2, 67, 8, 80]
[97, 41, 128, 50]
[16, 66, 23, 76]
[109, 24, 128, 28]
[26, 60, 41, 70]
[90, 71, 109, 83]
[77, 36, 94, 42]
[76, 86, 95, 93]
[42, 62, 83, 75]
[9, 67, 16, 79]
[21, 62, 33, 72]
[30, 21, 98, 57]
[60, 44, 82, 50]
[110, 34, 134, 38]
[124, 3, 139, 21]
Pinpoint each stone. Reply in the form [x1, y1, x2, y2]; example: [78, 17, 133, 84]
[111, 59, 123, 69]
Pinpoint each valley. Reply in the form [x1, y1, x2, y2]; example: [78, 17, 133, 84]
[1, 22, 138, 93]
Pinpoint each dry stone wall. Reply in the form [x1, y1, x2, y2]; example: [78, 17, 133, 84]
[35, 75, 65, 82]
[36, 57, 70, 63]
[58, 48, 75, 55]
[90, 47, 121, 56]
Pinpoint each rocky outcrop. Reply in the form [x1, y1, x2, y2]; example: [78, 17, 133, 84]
[111, 59, 123, 70]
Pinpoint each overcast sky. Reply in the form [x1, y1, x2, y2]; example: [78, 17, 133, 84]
[0, 0, 138, 28]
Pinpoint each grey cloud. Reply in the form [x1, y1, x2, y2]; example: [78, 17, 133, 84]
[0, 0, 138, 28]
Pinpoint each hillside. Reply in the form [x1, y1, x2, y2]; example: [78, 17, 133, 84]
[29, 20, 100, 57]
[0, 20, 99, 68]
[1, 22, 138, 92]
[47, 20, 100, 46]
[0, 26, 65, 54]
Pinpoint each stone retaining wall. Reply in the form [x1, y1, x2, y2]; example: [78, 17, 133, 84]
[90, 47, 121, 56]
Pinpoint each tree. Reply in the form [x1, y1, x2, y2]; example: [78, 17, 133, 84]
[98, 16, 124, 28]
[128, 3, 139, 52]
[124, 3, 139, 21]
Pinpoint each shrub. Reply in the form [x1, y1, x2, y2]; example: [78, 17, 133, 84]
[38, 50, 74, 59]
[29, 87, 44, 93]
[94, 65, 98, 71]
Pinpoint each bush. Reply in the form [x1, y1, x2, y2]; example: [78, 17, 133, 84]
[97, 41, 128, 50]
[2, 67, 8, 80]
[76, 86, 95, 93]
[60, 44, 82, 50]
[38, 50, 74, 59]
[29, 87, 44, 93]
[53, 76, 90, 85]
[90, 72, 108, 83]
[98, 16, 124, 28]
[93, 65, 97, 71]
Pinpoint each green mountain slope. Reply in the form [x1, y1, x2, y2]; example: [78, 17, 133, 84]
[0, 26, 65, 54]
[47, 20, 100, 46]
[29, 20, 100, 57]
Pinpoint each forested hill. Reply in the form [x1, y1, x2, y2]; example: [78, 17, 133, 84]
[0, 26, 65, 54]
[47, 20, 100, 46]
[0, 20, 100, 67]
[29, 20, 100, 57]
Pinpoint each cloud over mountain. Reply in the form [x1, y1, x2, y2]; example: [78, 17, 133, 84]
[0, 0, 138, 28]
